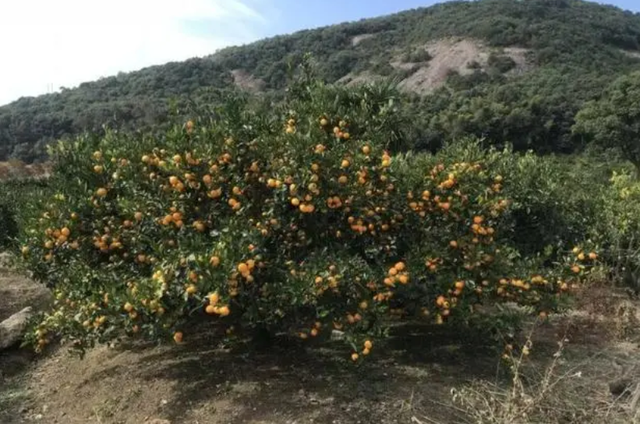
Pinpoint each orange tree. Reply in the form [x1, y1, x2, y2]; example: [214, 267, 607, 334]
[19, 80, 596, 360]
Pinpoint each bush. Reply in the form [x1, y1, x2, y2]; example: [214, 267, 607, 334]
[19, 80, 595, 359]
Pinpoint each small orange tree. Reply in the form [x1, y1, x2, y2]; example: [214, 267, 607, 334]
[19, 79, 596, 360]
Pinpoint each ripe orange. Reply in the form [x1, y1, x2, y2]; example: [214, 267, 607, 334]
[96, 188, 108, 197]
[124, 302, 133, 312]
[449, 240, 458, 248]
[351, 353, 359, 361]
[394, 262, 405, 271]
[341, 159, 350, 168]
[588, 252, 597, 260]
[134, 212, 143, 221]
[397, 274, 409, 284]
[210, 256, 220, 267]
[364, 340, 373, 350]
[173, 331, 184, 343]
[218, 306, 230, 317]
[310, 328, 319, 337]
[238, 263, 249, 274]
[362, 145, 371, 155]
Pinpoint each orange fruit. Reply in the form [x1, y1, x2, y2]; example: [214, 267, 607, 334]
[205, 304, 217, 315]
[364, 340, 373, 350]
[218, 306, 230, 317]
[96, 188, 108, 197]
[449, 240, 458, 248]
[210, 256, 220, 267]
[173, 331, 183, 343]
[362, 348, 370, 356]
[351, 353, 359, 362]
[588, 252, 597, 260]
[394, 262, 405, 271]
[310, 328, 319, 337]
[397, 274, 409, 284]
[238, 263, 249, 274]
[123, 302, 133, 312]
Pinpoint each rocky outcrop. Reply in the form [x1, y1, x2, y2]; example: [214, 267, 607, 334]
[0, 306, 33, 349]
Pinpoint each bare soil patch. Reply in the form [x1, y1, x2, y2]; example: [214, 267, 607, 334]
[1, 272, 639, 424]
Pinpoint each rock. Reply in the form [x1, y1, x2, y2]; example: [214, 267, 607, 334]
[0, 307, 33, 349]
[0, 252, 13, 269]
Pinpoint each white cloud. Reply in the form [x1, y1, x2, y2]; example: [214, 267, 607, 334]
[0, 0, 267, 106]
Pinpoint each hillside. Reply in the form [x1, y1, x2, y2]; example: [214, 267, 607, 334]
[2, 0, 640, 162]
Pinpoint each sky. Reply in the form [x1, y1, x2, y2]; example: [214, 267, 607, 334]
[0, 0, 638, 106]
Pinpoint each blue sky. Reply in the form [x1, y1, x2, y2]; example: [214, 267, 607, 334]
[0, 0, 637, 106]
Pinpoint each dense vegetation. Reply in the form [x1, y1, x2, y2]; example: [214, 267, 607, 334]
[18, 74, 602, 357]
[2, 0, 640, 162]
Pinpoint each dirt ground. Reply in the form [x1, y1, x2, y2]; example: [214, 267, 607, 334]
[1, 268, 639, 424]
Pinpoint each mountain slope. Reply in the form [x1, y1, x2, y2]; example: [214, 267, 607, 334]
[2, 0, 640, 162]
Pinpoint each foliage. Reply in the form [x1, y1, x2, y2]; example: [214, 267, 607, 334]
[2, 0, 640, 162]
[573, 71, 640, 175]
[0, 178, 51, 248]
[17, 80, 596, 359]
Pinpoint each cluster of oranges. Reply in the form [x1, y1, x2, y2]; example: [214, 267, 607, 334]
[20, 102, 598, 360]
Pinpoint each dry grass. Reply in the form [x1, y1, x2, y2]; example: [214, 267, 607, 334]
[442, 286, 640, 424]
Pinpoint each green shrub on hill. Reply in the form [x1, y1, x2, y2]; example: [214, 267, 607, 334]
[18, 79, 597, 359]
